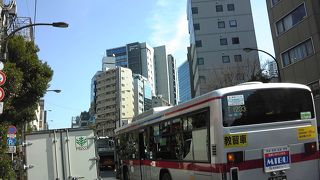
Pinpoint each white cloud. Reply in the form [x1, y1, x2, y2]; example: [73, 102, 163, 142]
[148, 1, 189, 66]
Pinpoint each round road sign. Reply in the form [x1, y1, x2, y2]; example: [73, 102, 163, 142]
[0, 71, 6, 86]
[0, 87, 4, 101]
[8, 125, 17, 134]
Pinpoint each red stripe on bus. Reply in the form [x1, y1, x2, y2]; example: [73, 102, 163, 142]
[122, 151, 320, 173]
[165, 96, 222, 116]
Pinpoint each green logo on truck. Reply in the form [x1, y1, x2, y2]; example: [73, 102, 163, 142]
[75, 136, 88, 150]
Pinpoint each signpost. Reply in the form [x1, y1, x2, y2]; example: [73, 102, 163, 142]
[0, 87, 4, 101]
[0, 71, 6, 86]
[0, 70, 5, 114]
[7, 125, 17, 159]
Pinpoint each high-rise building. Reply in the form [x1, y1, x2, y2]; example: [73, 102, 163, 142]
[106, 43, 178, 105]
[92, 67, 134, 137]
[31, 99, 45, 131]
[154, 46, 170, 103]
[127, 42, 155, 95]
[178, 61, 192, 103]
[168, 54, 179, 105]
[106, 42, 156, 95]
[154, 46, 179, 105]
[133, 74, 152, 116]
[102, 55, 116, 71]
[266, 0, 320, 120]
[187, 0, 260, 97]
[268, 61, 278, 79]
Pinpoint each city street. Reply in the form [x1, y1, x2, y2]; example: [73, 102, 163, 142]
[100, 170, 117, 180]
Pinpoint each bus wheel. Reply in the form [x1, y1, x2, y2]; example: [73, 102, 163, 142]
[161, 172, 172, 180]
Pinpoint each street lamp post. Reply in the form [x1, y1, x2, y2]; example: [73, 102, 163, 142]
[1, 22, 69, 61]
[46, 89, 61, 93]
[0, 21, 67, 179]
[243, 47, 281, 82]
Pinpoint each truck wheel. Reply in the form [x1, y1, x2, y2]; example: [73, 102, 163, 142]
[161, 172, 172, 180]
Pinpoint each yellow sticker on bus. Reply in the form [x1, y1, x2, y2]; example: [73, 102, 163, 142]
[297, 126, 316, 140]
[224, 133, 248, 148]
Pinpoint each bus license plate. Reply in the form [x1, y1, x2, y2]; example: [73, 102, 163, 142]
[263, 146, 290, 172]
[268, 176, 287, 180]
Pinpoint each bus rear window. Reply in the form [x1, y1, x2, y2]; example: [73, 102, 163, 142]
[222, 88, 315, 127]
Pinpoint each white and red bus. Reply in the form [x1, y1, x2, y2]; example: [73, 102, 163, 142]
[115, 82, 319, 180]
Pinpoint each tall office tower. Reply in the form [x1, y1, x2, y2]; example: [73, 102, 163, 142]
[106, 42, 156, 95]
[127, 42, 155, 96]
[178, 61, 192, 103]
[187, 0, 260, 97]
[154, 46, 179, 105]
[167, 54, 179, 105]
[266, 0, 320, 119]
[133, 74, 153, 116]
[92, 67, 134, 137]
[154, 46, 170, 103]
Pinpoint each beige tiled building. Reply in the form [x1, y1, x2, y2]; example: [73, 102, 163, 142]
[94, 67, 134, 137]
[266, 0, 320, 124]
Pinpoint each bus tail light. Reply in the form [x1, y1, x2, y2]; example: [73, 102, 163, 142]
[227, 151, 244, 163]
[304, 141, 317, 154]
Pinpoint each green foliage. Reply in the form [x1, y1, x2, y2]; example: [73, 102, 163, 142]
[0, 123, 15, 178]
[0, 36, 53, 125]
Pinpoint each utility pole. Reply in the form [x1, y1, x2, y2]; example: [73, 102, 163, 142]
[0, 0, 17, 61]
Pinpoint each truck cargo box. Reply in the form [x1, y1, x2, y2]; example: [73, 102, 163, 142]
[25, 128, 99, 180]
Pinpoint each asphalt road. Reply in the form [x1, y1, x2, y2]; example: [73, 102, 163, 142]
[100, 169, 118, 180]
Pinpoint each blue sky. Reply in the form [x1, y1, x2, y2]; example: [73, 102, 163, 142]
[17, 0, 274, 129]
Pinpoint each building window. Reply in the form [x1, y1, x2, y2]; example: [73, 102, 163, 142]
[234, 55, 242, 62]
[232, 37, 240, 44]
[281, 38, 314, 67]
[276, 3, 306, 35]
[216, 5, 223, 12]
[195, 40, 202, 47]
[220, 38, 228, 45]
[218, 21, 225, 28]
[271, 0, 281, 6]
[192, 7, 198, 14]
[227, 4, 235, 11]
[197, 58, 204, 65]
[194, 23, 200, 30]
[222, 56, 230, 63]
[229, 20, 237, 27]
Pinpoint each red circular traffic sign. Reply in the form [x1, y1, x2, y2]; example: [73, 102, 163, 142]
[0, 71, 6, 86]
[8, 125, 17, 134]
[0, 87, 5, 101]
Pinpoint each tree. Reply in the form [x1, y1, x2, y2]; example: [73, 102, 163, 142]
[0, 122, 16, 179]
[201, 58, 271, 91]
[0, 36, 53, 178]
[0, 36, 53, 125]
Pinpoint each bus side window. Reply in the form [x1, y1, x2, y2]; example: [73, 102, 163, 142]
[191, 110, 210, 162]
[157, 121, 171, 159]
[127, 132, 139, 159]
[171, 118, 184, 160]
[183, 117, 193, 161]
[148, 125, 159, 160]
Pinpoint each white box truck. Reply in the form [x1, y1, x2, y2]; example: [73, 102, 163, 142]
[24, 128, 100, 180]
